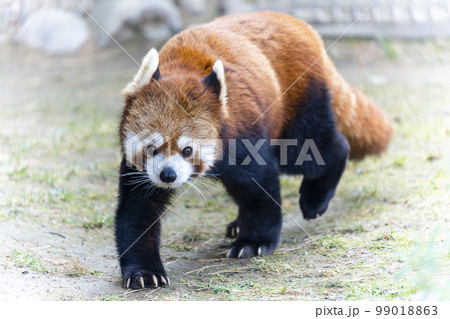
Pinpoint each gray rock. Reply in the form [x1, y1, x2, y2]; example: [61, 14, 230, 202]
[223, 0, 256, 14]
[91, 0, 182, 47]
[179, 0, 207, 15]
[14, 8, 89, 54]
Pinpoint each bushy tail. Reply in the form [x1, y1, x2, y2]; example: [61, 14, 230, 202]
[325, 61, 393, 159]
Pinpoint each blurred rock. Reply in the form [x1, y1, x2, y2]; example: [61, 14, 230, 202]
[178, 0, 207, 15]
[223, 0, 256, 14]
[91, 0, 182, 47]
[14, 8, 89, 54]
[367, 74, 389, 86]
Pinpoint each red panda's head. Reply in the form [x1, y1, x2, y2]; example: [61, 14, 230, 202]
[120, 49, 227, 188]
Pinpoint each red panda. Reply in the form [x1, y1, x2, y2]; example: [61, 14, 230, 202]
[116, 11, 393, 289]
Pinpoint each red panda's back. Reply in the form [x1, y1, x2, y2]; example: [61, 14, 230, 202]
[159, 12, 392, 156]
[159, 11, 326, 137]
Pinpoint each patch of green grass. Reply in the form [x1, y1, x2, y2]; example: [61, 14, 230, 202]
[280, 177, 300, 198]
[81, 214, 114, 229]
[393, 155, 407, 167]
[316, 235, 346, 250]
[248, 257, 293, 274]
[341, 224, 366, 234]
[0, 208, 23, 220]
[278, 282, 295, 294]
[370, 222, 412, 251]
[10, 249, 88, 276]
[165, 243, 194, 251]
[378, 38, 398, 60]
[12, 250, 51, 273]
[182, 231, 209, 243]
[325, 281, 350, 289]
[8, 166, 29, 179]
[346, 281, 416, 300]
[100, 294, 127, 301]
[189, 279, 259, 297]
[396, 228, 450, 300]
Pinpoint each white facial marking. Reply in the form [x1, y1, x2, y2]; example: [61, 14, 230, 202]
[125, 133, 220, 188]
[151, 132, 164, 148]
[124, 131, 164, 169]
[178, 135, 193, 150]
[143, 135, 195, 188]
[193, 138, 220, 174]
[146, 153, 193, 188]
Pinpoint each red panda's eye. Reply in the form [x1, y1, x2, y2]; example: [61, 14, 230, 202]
[146, 145, 158, 156]
[182, 146, 193, 157]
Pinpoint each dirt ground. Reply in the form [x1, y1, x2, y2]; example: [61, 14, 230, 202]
[0, 37, 449, 301]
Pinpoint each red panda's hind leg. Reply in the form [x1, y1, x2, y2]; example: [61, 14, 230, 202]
[299, 131, 349, 219]
[279, 80, 350, 220]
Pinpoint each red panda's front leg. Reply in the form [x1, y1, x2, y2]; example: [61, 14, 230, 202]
[215, 143, 283, 258]
[223, 173, 283, 258]
[115, 158, 173, 289]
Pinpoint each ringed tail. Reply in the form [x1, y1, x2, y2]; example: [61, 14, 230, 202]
[324, 56, 393, 159]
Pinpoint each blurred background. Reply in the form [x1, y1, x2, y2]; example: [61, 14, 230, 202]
[0, 0, 449, 301]
[2, 0, 450, 52]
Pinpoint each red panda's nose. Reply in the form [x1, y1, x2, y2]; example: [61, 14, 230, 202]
[160, 167, 177, 183]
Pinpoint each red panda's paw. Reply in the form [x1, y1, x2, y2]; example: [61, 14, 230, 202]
[226, 239, 274, 259]
[122, 269, 170, 289]
[300, 198, 329, 221]
[225, 220, 239, 238]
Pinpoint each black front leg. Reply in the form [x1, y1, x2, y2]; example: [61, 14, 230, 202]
[115, 159, 173, 289]
[222, 170, 283, 258]
[214, 137, 283, 259]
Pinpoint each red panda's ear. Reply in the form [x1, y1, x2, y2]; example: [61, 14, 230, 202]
[202, 60, 228, 117]
[123, 48, 161, 96]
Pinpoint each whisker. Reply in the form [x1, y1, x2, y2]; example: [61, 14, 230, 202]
[115, 172, 145, 177]
[130, 180, 150, 193]
[186, 180, 207, 204]
[144, 185, 156, 198]
[203, 173, 221, 181]
[196, 178, 225, 193]
[195, 181, 216, 206]
[124, 178, 150, 185]
[196, 179, 220, 196]
[185, 180, 203, 203]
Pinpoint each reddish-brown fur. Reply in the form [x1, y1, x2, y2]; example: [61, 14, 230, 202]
[122, 11, 392, 160]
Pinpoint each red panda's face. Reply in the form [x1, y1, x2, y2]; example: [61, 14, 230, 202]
[120, 50, 226, 188]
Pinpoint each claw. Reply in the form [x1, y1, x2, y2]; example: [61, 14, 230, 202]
[139, 276, 145, 288]
[166, 276, 171, 286]
[161, 276, 167, 285]
[152, 275, 158, 287]
[126, 277, 131, 289]
[238, 248, 244, 259]
[257, 246, 262, 256]
[226, 249, 232, 258]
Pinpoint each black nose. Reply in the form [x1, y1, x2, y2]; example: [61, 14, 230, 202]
[160, 167, 177, 183]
